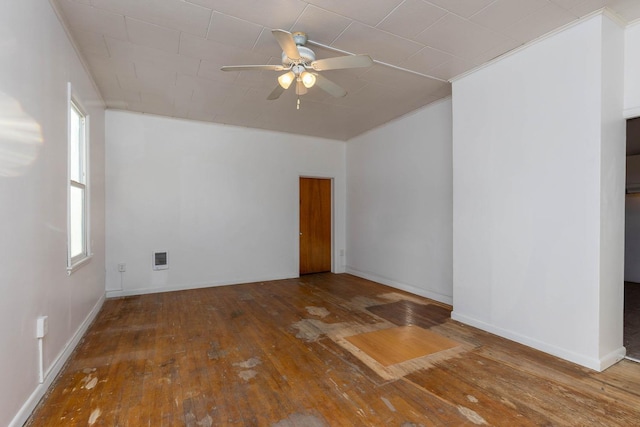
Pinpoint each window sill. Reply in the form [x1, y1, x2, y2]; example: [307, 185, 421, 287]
[67, 254, 93, 275]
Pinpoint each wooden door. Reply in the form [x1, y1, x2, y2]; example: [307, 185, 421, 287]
[299, 177, 331, 274]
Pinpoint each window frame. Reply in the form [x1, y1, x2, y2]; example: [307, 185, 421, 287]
[67, 83, 91, 273]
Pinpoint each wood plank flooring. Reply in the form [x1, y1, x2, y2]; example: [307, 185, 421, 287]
[27, 273, 640, 426]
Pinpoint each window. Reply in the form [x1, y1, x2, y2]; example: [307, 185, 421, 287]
[67, 86, 90, 272]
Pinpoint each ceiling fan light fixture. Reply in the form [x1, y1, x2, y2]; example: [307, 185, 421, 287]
[278, 71, 295, 89]
[221, 30, 372, 104]
[301, 71, 316, 88]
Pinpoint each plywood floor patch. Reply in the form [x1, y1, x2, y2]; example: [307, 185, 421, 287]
[345, 325, 460, 367]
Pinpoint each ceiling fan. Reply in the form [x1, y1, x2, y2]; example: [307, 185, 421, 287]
[221, 30, 373, 104]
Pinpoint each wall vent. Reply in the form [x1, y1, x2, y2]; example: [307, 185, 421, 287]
[153, 251, 169, 270]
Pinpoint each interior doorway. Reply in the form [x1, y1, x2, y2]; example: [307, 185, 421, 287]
[624, 117, 640, 361]
[299, 177, 332, 275]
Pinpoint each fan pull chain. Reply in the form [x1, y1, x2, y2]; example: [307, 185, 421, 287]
[297, 96, 300, 110]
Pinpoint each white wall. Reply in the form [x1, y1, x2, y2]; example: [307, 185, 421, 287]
[624, 21, 640, 118]
[105, 111, 346, 296]
[598, 15, 626, 364]
[0, 1, 106, 426]
[345, 99, 453, 305]
[452, 13, 625, 371]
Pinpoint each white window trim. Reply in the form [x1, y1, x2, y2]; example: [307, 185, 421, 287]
[67, 83, 92, 274]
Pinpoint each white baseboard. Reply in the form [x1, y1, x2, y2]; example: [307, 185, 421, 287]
[625, 355, 640, 363]
[106, 273, 299, 298]
[345, 267, 453, 306]
[598, 346, 627, 371]
[451, 311, 626, 372]
[10, 294, 106, 427]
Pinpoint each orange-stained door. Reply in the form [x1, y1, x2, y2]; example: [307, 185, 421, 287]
[299, 177, 331, 275]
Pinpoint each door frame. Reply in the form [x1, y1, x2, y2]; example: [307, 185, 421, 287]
[624, 115, 640, 361]
[296, 175, 335, 276]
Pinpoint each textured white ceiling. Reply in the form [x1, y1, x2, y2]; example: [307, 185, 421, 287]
[52, 0, 640, 141]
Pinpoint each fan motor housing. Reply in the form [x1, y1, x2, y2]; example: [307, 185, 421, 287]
[292, 31, 308, 46]
[282, 46, 316, 66]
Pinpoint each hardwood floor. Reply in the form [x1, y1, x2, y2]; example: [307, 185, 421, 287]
[28, 273, 640, 426]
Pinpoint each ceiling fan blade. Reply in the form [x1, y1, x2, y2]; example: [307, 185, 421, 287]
[267, 84, 285, 100]
[311, 54, 373, 71]
[314, 74, 347, 98]
[272, 29, 301, 60]
[221, 64, 285, 72]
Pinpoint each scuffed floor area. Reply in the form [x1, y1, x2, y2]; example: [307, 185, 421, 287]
[27, 273, 640, 426]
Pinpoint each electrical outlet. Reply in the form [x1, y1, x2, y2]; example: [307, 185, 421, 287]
[117, 263, 126, 272]
[36, 316, 48, 338]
